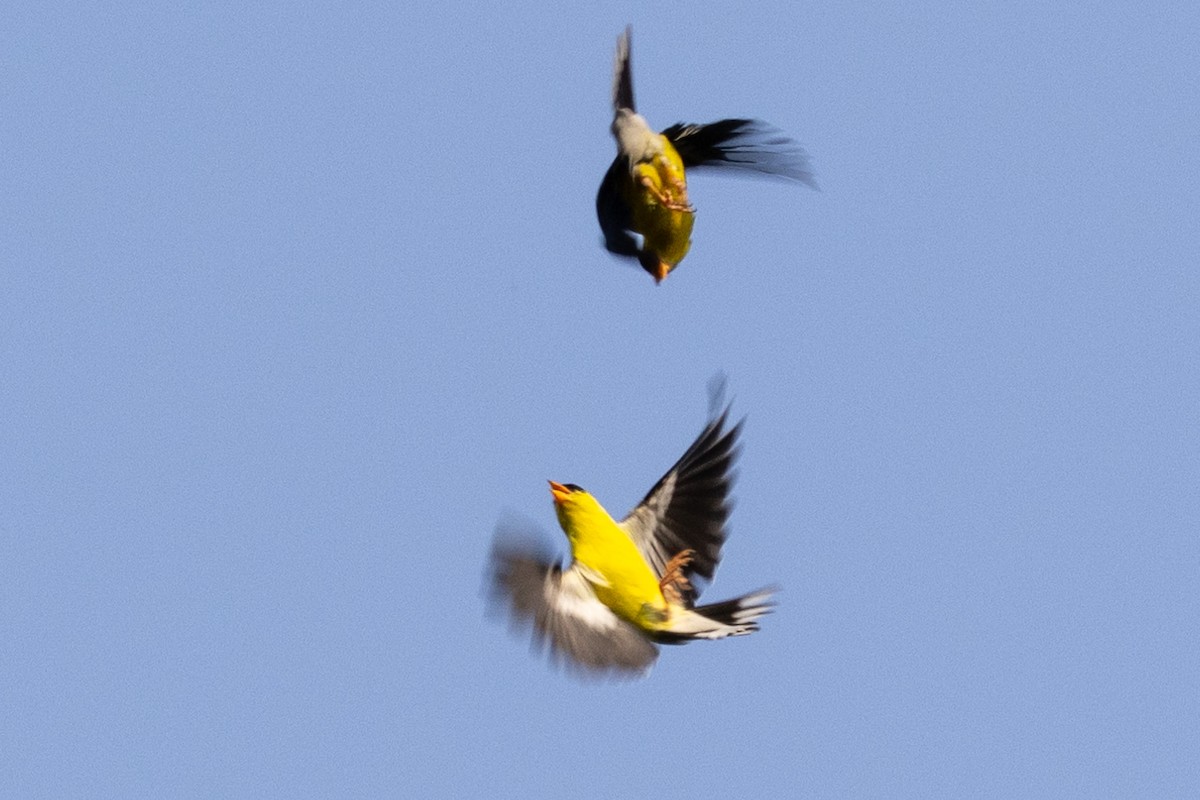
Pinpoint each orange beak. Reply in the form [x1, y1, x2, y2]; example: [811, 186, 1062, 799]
[548, 480, 571, 504]
[653, 260, 670, 284]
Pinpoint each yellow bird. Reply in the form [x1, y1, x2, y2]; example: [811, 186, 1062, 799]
[490, 405, 775, 677]
[596, 26, 818, 283]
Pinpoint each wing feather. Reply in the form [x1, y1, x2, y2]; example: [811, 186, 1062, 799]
[663, 118, 818, 188]
[489, 535, 657, 677]
[618, 407, 741, 601]
[596, 157, 641, 258]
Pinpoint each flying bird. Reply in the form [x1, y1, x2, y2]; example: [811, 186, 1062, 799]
[489, 404, 775, 678]
[596, 25, 818, 283]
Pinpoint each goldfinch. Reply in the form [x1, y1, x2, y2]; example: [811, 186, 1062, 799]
[596, 26, 818, 283]
[490, 405, 775, 677]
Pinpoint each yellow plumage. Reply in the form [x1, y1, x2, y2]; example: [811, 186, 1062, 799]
[551, 481, 669, 630]
[621, 145, 694, 276]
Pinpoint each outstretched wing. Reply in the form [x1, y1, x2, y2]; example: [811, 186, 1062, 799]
[489, 534, 657, 677]
[618, 407, 741, 601]
[663, 118, 818, 188]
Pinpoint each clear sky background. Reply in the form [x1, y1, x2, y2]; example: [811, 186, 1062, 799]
[4, 2, 1198, 797]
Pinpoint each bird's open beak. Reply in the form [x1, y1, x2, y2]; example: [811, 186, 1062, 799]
[548, 480, 571, 504]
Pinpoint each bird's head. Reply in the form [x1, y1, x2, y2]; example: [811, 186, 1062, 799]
[638, 252, 673, 284]
[548, 480, 604, 534]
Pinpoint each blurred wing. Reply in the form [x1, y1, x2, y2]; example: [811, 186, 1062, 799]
[490, 538, 657, 677]
[618, 407, 741, 598]
[663, 119, 818, 188]
[596, 157, 641, 258]
[612, 25, 635, 113]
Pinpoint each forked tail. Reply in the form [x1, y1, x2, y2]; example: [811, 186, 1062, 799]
[652, 587, 777, 643]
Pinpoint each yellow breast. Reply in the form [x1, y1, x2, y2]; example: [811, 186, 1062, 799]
[559, 497, 667, 628]
[622, 137, 695, 268]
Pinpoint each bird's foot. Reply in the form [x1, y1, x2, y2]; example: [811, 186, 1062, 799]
[638, 175, 693, 213]
[667, 174, 691, 206]
[656, 155, 693, 209]
[660, 549, 697, 604]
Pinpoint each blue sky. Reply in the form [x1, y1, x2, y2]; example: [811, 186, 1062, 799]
[4, 2, 1198, 797]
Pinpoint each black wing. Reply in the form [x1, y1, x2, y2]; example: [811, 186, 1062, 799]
[663, 118, 818, 188]
[618, 407, 742, 600]
[596, 157, 641, 258]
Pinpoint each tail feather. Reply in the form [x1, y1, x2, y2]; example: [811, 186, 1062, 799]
[612, 25, 635, 112]
[652, 587, 777, 644]
[694, 587, 776, 629]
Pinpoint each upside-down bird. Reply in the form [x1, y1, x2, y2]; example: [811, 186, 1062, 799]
[596, 26, 818, 283]
[489, 403, 775, 678]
